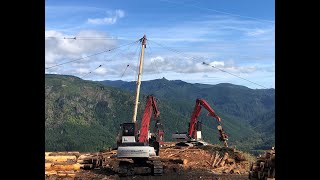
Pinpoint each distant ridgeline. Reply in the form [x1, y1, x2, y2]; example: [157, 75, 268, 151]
[45, 74, 274, 155]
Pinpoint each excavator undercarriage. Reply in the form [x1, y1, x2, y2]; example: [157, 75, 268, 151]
[117, 157, 163, 176]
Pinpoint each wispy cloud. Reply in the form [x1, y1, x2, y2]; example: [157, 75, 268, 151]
[88, 9, 125, 25]
[45, 30, 117, 66]
[246, 27, 274, 37]
[135, 55, 260, 75]
[75, 68, 90, 74]
[93, 67, 108, 75]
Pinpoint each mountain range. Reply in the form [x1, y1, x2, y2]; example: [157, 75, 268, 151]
[45, 74, 274, 154]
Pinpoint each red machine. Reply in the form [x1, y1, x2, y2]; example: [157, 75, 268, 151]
[172, 98, 228, 147]
[116, 95, 164, 176]
[138, 95, 164, 146]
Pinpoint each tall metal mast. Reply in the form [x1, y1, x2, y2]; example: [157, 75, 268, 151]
[132, 35, 147, 123]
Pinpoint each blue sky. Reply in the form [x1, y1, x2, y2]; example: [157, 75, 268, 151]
[45, 0, 275, 89]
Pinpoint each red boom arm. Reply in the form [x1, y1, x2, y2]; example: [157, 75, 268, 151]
[138, 96, 160, 143]
[188, 98, 228, 146]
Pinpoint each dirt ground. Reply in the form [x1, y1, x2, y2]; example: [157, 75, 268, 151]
[73, 168, 249, 180]
[46, 143, 253, 180]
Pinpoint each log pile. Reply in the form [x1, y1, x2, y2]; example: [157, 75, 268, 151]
[45, 152, 81, 179]
[249, 147, 275, 180]
[45, 151, 103, 179]
[77, 153, 103, 170]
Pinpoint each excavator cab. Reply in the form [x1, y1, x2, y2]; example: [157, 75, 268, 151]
[116, 123, 139, 148]
[122, 123, 136, 136]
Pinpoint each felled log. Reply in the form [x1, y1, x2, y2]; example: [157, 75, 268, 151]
[81, 156, 99, 160]
[102, 151, 117, 155]
[47, 163, 81, 171]
[234, 152, 246, 161]
[183, 159, 188, 165]
[80, 164, 93, 170]
[218, 153, 229, 167]
[45, 152, 52, 156]
[212, 152, 220, 167]
[45, 170, 57, 176]
[225, 158, 235, 164]
[45, 163, 52, 170]
[57, 170, 75, 173]
[167, 151, 182, 158]
[206, 161, 211, 166]
[45, 159, 53, 163]
[45, 155, 77, 162]
[49, 151, 80, 157]
[49, 161, 76, 165]
[222, 163, 235, 173]
[214, 157, 223, 168]
[77, 159, 94, 164]
[57, 173, 75, 177]
[239, 168, 247, 174]
[78, 154, 93, 160]
[231, 168, 240, 174]
[57, 170, 76, 177]
[212, 166, 228, 172]
[209, 152, 215, 166]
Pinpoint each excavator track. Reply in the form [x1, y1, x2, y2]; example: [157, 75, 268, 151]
[152, 160, 163, 176]
[117, 159, 163, 176]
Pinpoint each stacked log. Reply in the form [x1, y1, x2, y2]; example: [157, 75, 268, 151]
[249, 148, 275, 180]
[45, 155, 77, 163]
[77, 153, 103, 170]
[48, 151, 80, 158]
[45, 152, 81, 179]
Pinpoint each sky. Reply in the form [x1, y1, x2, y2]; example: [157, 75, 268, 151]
[45, 0, 275, 89]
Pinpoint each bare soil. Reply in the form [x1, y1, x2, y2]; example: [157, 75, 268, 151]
[46, 143, 253, 180]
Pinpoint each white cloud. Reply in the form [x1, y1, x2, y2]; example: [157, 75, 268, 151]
[94, 67, 108, 75]
[208, 61, 224, 67]
[76, 68, 90, 74]
[88, 17, 116, 25]
[45, 30, 117, 67]
[88, 9, 125, 25]
[247, 29, 266, 36]
[142, 56, 259, 75]
[150, 56, 165, 63]
[246, 28, 274, 37]
[115, 9, 125, 18]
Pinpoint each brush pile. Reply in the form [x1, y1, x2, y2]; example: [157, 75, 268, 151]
[160, 144, 252, 175]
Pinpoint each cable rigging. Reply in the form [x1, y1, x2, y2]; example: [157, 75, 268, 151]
[81, 40, 140, 79]
[45, 40, 139, 69]
[149, 39, 269, 89]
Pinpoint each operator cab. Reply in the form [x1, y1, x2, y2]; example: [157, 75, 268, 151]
[117, 123, 138, 147]
[122, 123, 136, 136]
